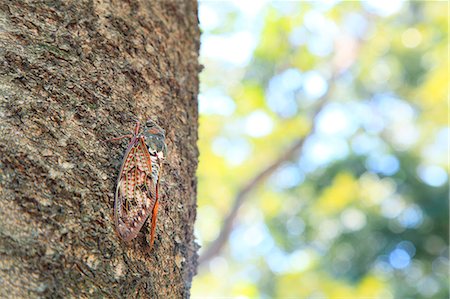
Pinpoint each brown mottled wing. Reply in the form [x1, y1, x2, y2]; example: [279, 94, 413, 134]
[115, 136, 157, 242]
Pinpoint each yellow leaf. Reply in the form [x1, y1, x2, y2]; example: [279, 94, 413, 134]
[315, 172, 359, 215]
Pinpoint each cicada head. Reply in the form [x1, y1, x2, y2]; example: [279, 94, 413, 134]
[143, 119, 167, 158]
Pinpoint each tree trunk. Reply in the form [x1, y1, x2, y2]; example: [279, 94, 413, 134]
[0, 1, 200, 298]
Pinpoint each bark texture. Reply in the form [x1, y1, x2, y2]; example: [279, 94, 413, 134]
[0, 1, 200, 298]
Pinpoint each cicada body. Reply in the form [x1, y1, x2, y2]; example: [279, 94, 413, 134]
[113, 119, 167, 248]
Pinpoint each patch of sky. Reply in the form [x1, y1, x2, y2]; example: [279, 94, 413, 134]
[200, 31, 257, 67]
[316, 103, 358, 138]
[373, 95, 405, 115]
[397, 240, 416, 258]
[199, 0, 268, 67]
[265, 247, 290, 273]
[196, 205, 220, 248]
[308, 34, 334, 57]
[266, 68, 330, 118]
[244, 110, 273, 138]
[286, 249, 314, 273]
[343, 12, 369, 38]
[229, 0, 269, 20]
[417, 164, 448, 187]
[271, 1, 299, 16]
[198, 3, 222, 32]
[398, 204, 423, 229]
[271, 163, 304, 190]
[373, 94, 419, 150]
[362, 0, 403, 17]
[351, 133, 387, 156]
[422, 127, 449, 165]
[301, 135, 349, 172]
[212, 136, 252, 166]
[302, 71, 328, 99]
[239, 265, 262, 283]
[389, 248, 411, 269]
[311, 0, 340, 11]
[230, 222, 274, 262]
[198, 89, 236, 116]
[366, 153, 400, 176]
[289, 26, 308, 47]
[303, 10, 337, 57]
[265, 246, 315, 274]
[266, 68, 302, 118]
[354, 100, 385, 134]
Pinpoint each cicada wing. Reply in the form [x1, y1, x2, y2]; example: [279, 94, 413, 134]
[114, 137, 157, 242]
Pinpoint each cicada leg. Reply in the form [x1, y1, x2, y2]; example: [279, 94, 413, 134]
[149, 162, 163, 249]
[102, 120, 141, 143]
[149, 199, 159, 249]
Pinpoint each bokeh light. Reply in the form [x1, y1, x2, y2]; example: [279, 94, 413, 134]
[194, 1, 448, 298]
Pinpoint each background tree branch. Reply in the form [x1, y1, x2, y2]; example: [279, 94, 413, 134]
[198, 82, 334, 266]
[198, 31, 364, 267]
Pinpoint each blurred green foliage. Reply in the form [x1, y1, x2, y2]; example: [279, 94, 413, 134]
[193, 1, 448, 298]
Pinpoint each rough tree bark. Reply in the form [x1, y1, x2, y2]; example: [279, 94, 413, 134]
[0, 1, 200, 298]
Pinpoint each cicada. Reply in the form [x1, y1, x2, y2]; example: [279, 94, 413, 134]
[110, 119, 167, 248]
